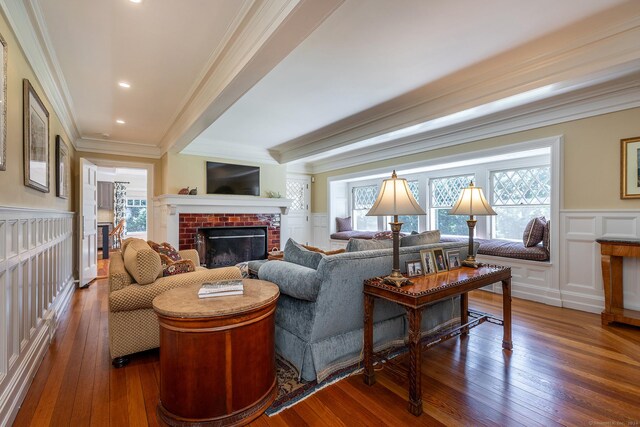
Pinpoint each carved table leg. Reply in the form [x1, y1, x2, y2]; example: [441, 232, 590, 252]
[502, 278, 513, 350]
[406, 307, 423, 416]
[363, 293, 376, 386]
[460, 292, 469, 336]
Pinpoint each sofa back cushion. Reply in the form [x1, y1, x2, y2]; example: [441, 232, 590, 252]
[123, 240, 162, 285]
[346, 238, 393, 252]
[400, 230, 441, 247]
[284, 238, 325, 270]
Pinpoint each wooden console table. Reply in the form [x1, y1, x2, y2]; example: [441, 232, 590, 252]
[596, 238, 640, 327]
[363, 266, 512, 416]
[152, 279, 279, 426]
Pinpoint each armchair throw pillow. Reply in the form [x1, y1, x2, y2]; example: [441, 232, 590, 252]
[148, 241, 182, 262]
[162, 259, 196, 277]
[284, 238, 325, 270]
[523, 217, 546, 247]
[123, 240, 163, 285]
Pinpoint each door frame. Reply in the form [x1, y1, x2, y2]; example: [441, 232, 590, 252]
[85, 158, 155, 242]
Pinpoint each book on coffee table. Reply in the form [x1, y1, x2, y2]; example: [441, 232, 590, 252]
[198, 280, 244, 298]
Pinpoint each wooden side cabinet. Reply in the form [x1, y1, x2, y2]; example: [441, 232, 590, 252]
[596, 238, 640, 327]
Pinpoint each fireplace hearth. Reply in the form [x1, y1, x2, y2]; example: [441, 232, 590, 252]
[199, 226, 268, 268]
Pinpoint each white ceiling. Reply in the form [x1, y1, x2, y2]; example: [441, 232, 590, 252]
[13, 0, 640, 171]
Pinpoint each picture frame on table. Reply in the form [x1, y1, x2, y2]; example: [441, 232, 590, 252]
[445, 249, 461, 270]
[55, 135, 69, 199]
[620, 136, 640, 199]
[23, 79, 50, 193]
[419, 249, 436, 276]
[433, 248, 448, 273]
[0, 32, 7, 171]
[405, 260, 423, 277]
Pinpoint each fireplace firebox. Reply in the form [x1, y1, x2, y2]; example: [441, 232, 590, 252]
[198, 226, 268, 268]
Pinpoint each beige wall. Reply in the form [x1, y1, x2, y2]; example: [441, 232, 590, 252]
[75, 151, 162, 196]
[312, 107, 640, 212]
[161, 152, 287, 196]
[0, 11, 76, 211]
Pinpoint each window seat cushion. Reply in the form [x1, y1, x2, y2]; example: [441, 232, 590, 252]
[440, 235, 549, 262]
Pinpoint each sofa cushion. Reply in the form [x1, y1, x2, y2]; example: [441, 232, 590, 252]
[284, 238, 325, 270]
[258, 261, 321, 301]
[123, 240, 163, 285]
[148, 241, 181, 262]
[400, 230, 441, 247]
[346, 238, 394, 252]
[162, 259, 196, 277]
[335, 216, 352, 232]
[523, 217, 546, 247]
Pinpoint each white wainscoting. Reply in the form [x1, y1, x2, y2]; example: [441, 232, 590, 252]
[560, 210, 640, 314]
[0, 207, 75, 426]
[311, 213, 329, 249]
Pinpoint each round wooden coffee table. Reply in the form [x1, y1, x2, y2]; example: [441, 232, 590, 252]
[152, 279, 279, 426]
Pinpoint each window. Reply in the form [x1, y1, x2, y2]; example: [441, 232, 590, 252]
[125, 198, 147, 232]
[430, 174, 474, 236]
[391, 180, 420, 233]
[286, 180, 305, 212]
[352, 185, 379, 231]
[491, 166, 550, 240]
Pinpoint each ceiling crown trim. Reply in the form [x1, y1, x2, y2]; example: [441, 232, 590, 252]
[0, 0, 80, 146]
[75, 138, 163, 159]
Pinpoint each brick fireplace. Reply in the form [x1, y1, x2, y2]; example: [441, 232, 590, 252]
[178, 213, 281, 251]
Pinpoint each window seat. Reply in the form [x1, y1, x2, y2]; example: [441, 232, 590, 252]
[440, 236, 549, 262]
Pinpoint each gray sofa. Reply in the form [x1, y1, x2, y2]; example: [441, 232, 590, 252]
[258, 240, 473, 382]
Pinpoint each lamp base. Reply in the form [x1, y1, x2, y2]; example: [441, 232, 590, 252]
[382, 275, 413, 287]
[462, 257, 482, 269]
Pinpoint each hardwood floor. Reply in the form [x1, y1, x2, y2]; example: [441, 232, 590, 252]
[12, 276, 640, 426]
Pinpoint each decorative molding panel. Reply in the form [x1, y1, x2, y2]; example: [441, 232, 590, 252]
[560, 210, 640, 314]
[0, 208, 75, 426]
[311, 213, 329, 249]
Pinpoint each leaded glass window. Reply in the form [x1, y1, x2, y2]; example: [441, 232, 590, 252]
[352, 185, 378, 231]
[430, 175, 474, 236]
[491, 166, 550, 239]
[286, 180, 305, 212]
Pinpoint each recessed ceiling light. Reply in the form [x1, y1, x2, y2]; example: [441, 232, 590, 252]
[118, 81, 131, 88]
[116, 119, 126, 124]
[129, 0, 143, 3]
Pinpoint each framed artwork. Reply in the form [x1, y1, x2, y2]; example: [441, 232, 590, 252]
[433, 248, 448, 273]
[23, 79, 50, 192]
[446, 249, 461, 270]
[55, 135, 69, 199]
[0, 32, 6, 171]
[405, 260, 423, 277]
[621, 136, 640, 199]
[419, 249, 436, 276]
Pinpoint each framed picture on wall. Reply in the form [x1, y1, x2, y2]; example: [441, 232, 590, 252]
[0, 32, 7, 171]
[23, 79, 50, 192]
[56, 135, 69, 199]
[621, 136, 640, 199]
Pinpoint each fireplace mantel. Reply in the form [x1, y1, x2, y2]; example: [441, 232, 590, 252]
[153, 194, 292, 248]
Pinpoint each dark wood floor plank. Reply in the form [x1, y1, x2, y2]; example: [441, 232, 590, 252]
[14, 277, 640, 426]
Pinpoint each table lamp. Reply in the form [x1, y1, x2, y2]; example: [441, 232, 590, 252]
[366, 171, 426, 286]
[449, 181, 496, 268]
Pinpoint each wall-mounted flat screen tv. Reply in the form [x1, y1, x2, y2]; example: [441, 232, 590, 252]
[206, 162, 260, 196]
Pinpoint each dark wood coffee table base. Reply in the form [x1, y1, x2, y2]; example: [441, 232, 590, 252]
[363, 266, 512, 416]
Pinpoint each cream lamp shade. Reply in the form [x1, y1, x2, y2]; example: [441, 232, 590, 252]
[366, 171, 426, 217]
[449, 182, 496, 216]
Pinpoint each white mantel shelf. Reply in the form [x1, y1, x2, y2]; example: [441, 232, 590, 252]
[154, 194, 292, 215]
[152, 194, 292, 248]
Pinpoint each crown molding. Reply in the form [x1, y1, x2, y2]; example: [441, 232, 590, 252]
[75, 138, 163, 159]
[274, 7, 640, 164]
[161, 0, 344, 154]
[180, 141, 278, 164]
[0, 0, 80, 147]
[306, 73, 640, 174]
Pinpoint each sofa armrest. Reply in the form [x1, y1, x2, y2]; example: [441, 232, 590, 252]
[258, 261, 320, 302]
[179, 249, 200, 266]
[108, 251, 132, 292]
[109, 266, 242, 313]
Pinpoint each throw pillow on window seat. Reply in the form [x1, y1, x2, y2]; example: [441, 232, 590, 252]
[335, 216, 353, 232]
[523, 217, 546, 247]
[284, 238, 325, 269]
